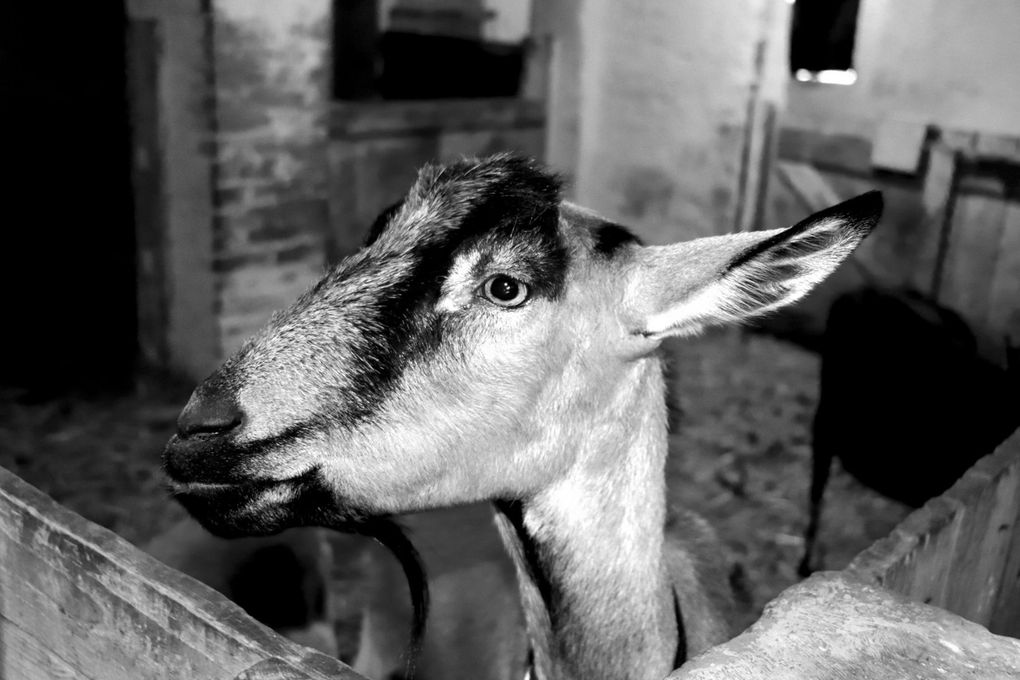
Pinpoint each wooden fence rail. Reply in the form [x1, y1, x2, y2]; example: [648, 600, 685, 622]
[670, 428, 1020, 679]
[0, 466, 362, 680]
[2, 431, 1020, 678]
[846, 429, 1020, 635]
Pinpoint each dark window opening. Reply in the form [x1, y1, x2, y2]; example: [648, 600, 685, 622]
[789, 0, 861, 85]
[333, 0, 528, 100]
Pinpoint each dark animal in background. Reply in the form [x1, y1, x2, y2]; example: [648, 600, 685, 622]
[800, 288, 1020, 575]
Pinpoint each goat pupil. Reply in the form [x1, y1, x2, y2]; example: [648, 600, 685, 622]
[491, 276, 518, 301]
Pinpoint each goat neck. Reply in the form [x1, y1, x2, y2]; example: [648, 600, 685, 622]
[495, 353, 676, 680]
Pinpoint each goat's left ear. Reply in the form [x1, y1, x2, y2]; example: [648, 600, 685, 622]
[623, 191, 883, 339]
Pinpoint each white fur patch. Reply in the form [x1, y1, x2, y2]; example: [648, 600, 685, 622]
[243, 483, 297, 513]
[437, 250, 483, 313]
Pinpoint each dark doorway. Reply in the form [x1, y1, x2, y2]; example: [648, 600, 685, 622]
[789, 0, 860, 74]
[0, 2, 137, 393]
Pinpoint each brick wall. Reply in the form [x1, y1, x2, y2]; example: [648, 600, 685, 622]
[128, 1, 546, 378]
[210, 0, 333, 356]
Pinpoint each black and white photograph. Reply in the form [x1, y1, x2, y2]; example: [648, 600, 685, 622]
[1, 1, 1019, 678]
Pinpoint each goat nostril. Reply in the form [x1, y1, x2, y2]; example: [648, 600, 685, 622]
[177, 394, 244, 438]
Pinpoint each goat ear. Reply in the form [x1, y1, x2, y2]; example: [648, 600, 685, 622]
[623, 191, 883, 339]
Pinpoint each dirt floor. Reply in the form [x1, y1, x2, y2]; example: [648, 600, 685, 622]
[0, 328, 912, 654]
[662, 329, 911, 626]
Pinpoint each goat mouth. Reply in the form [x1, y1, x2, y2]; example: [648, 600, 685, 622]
[168, 474, 304, 538]
[169, 468, 372, 538]
[162, 422, 317, 486]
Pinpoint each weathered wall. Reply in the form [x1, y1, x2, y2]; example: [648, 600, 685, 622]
[210, 0, 333, 357]
[127, 0, 334, 374]
[538, 0, 790, 243]
[766, 0, 1020, 351]
[787, 0, 1020, 138]
[128, 0, 546, 378]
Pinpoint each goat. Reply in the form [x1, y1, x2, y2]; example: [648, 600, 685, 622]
[162, 154, 881, 680]
[800, 288, 1020, 575]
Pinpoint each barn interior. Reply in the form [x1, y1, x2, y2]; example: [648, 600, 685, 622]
[1, 0, 1018, 671]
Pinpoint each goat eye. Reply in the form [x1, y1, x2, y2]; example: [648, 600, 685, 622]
[481, 275, 529, 308]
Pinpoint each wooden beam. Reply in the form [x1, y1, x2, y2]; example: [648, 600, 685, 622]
[0, 466, 361, 680]
[986, 201, 1020, 346]
[922, 140, 960, 297]
[939, 194, 1008, 340]
[774, 160, 840, 212]
[777, 127, 873, 176]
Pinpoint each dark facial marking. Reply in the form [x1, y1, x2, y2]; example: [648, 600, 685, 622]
[365, 199, 405, 247]
[297, 154, 567, 427]
[592, 221, 641, 257]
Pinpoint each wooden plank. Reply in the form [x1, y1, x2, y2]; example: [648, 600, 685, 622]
[776, 127, 872, 175]
[326, 134, 438, 260]
[941, 129, 979, 157]
[438, 127, 545, 163]
[774, 161, 840, 212]
[987, 201, 1020, 344]
[667, 573, 1020, 680]
[1, 615, 92, 680]
[0, 466, 359, 680]
[939, 193, 1008, 337]
[871, 119, 926, 175]
[990, 491, 1020, 637]
[919, 140, 958, 296]
[941, 447, 1020, 625]
[330, 98, 545, 139]
[846, 497, 963, 609]
[975, 132, 1020, 164]
[846, 431, 1020, 623]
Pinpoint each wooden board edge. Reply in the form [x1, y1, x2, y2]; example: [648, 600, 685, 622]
[0, 465, 362, 680]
